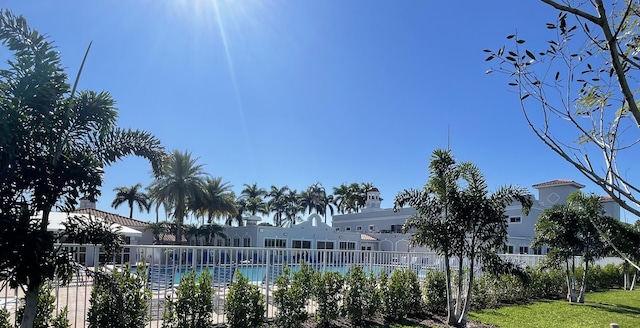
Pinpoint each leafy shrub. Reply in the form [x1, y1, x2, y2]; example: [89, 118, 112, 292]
[342, 264, 373, 326]
[273, 262, 312, 328]
[312, 270, 343, 327]
[380, 269, 422, 320]
[0, 308, 11, 328]
[225, 270, 265, 328]
[365, 270, 382, 318]
[88, 264, 151, 328]
[16, 284, 70, 328]
[163, 268, 214, 328]
[585, 264, 622, 291]
[374, 269, 389, 317]
[422, 269, 447, 314]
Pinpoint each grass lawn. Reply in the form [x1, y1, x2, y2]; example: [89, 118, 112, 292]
[469, 289, 640, 328]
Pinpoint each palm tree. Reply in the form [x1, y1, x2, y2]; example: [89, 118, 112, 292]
[240, 183, 268, 216]
[191, 177, 238, 225]
[111, 183, 152, 219]
[394, 149, 532, 325]
[283, 189, 304, 225]
[268, 185, 290, 227]
[147, 150, 207, 245]
[199, 223, 226, 246]
[145, 221, 170, 244]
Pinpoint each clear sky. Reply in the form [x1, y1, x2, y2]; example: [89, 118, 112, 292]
[5, 1, 638, 224]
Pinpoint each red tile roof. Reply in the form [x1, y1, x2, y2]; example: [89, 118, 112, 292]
[532, 179, 585, 189]
[360, 234, 378, 241]
[73, 208, 149, 227]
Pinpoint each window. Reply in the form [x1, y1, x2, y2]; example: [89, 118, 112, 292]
[225, 238, 231, 246]
[243, 237, 251, 247]
[317, 241, 334, 249]
[264, 239, 286, 248]
[519, 246, 529, 254]
[503, 245, 514, 254]
[233, 237, 240, 247]
[356, 226, 362, 231]
[292, 240, 311, 249]
[391, 224, 403, 233]
[216, 239, 223, 246]
[345, 226, 351, 231]
[532, 247, 542, 255]
[509, 217, 522, 223]
[339, 242, 356, 250]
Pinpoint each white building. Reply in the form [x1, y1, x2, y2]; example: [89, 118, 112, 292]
[332, 181, 622, 255]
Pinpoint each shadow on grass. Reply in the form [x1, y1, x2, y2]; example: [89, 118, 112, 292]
[577, 302, 640, 316]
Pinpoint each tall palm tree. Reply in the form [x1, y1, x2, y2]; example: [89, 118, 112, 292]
[191, 177, 238, 225]
[240, 183, 268, 216]
[147, 150, 207, 245]
[111, 183, 152, 219]
[283, 189, 304, 226]
[268, 185, 290, 227]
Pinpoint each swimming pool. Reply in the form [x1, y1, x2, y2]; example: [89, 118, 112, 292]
[161, 263, 428, 285]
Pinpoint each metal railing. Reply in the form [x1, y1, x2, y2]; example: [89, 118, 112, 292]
[0, 244, 624, 327]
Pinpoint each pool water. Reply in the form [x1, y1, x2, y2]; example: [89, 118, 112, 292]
[164, 264, 426, 285]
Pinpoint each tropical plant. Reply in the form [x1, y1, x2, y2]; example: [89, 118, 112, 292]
[87, 264, 151, 328]
[532, 191, 616, 303]
[225, 271, 265, 328]
[311, 270, 344, 328]
[198, 223, 226, 246]
[342, 265, 373, 326]
[268, 185, 290, 227]
[163, 268, 214, 328]
[16, 284, 70, 328]
[282, 189, 304, 226]
[145, 221, 171, 244]
[273, 262, 313, 328]
[190, 177, 237, 225]
[111, 183, 151, 219]
[148, 150, 207, 245]
[0, 10, 165, 327]
[394, 148, 532, 326]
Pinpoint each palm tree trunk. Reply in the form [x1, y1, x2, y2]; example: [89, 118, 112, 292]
[454, 255, 464, 318]
[578, 260, 589, 303]
[129, 206, 133, 219]
[460, 252, 476, 326]
[20, 288, 39, 328]
[444, 254, 457, 325]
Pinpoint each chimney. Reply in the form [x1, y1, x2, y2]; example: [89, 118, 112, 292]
[79, 198, 96, 209]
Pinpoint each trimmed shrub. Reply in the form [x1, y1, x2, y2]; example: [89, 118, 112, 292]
[225, 271, 265, 328]
[273, 262, 312, 328]
[16, 284, 70, 328]
[163, 268, 214, 328]
[383, 269, 421, 321]
[312, 270, 344, 327]
[342, 264, 373, 326]
[422, 269, 447, 314]
[88, 264, 151, 328]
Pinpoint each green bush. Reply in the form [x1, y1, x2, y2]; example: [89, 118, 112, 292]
[225, 270, 265, 328]
[342, 264, 373, 326]
[0, 308, 11, 328]
[422, 270, 447, 314]
[88, 264, 151, 328]
[384, 269, 417, 321]
[366, 270, 382, 318]
[16, 284, 70, 328]
[273, 262, 312, 328]
[163, 268, 214, 328]
[312, 270, 343, 327]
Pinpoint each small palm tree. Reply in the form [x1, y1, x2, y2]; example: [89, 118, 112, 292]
[145, 221, 170, 243]
[111, 183, 152, 219]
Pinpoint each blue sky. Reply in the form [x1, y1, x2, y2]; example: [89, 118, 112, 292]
[6, 1, 637, 224]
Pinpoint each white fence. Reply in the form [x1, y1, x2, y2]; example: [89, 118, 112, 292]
[0, 244, 625, 327]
